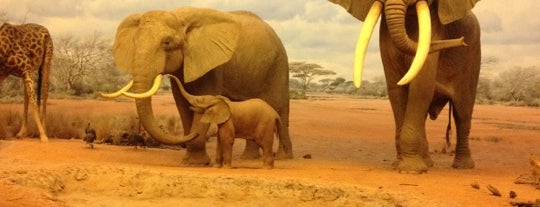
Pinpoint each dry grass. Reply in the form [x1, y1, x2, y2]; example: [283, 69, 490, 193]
[0, 109, 184, 142]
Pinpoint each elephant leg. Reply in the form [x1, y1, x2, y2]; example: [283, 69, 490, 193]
[260, 134, 275, 169]
[17, 78, 29, 138]
[171, 82, 211, 166]
[275, 106, 293, 159]
[396, 60, 438, 173]
[214, 137, 224, 168]
[218, 125, 235, 169]
[181, 112, 211, 166]
[451, 101, 475, 169]
[241, 140, 261, 160]
[387, 85, 408, 168]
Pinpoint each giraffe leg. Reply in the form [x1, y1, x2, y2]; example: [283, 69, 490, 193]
[16, 78, 29, 139]
[22, 71, 48, 142]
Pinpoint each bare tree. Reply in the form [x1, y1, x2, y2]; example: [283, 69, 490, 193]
[492, 66, 540, 103]
[52, 32, 122, 95]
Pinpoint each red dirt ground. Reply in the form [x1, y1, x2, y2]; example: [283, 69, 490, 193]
[0, 94, 539, 206]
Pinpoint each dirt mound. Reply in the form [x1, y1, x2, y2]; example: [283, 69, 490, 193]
[4, 164, 444, 207]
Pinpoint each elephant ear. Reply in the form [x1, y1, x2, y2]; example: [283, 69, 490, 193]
[438, 0, 480, 24]
[200, 98, 231, 125]
[112, 13, 142, 73]
[329, 0, 377, 21]
[176, 9, 240, 83]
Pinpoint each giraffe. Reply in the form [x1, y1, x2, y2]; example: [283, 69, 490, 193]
[0, 22, 53, 142]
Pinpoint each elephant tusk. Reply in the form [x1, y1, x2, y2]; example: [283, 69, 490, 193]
[397, 1, 431, 86]
[99, 80, 134, 98]
[353, 0, 383, 88]
[122, 74, 163, 99]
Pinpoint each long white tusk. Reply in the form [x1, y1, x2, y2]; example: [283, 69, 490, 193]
[99, 80, 134, 98]
[122, 74, 163, 99]
[353, 1, 383, 88]
[397, 1, 431, 85]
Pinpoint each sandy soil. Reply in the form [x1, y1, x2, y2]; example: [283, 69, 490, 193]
[0, 94, 539, 207]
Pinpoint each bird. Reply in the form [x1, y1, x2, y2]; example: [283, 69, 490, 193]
[122, 132, 146, 149]
[84, 123, 96, 149]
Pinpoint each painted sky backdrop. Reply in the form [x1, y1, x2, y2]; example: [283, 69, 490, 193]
[1, 0, 538, 82]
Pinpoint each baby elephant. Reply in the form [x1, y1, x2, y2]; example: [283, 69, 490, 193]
[169, 75, 281, 169]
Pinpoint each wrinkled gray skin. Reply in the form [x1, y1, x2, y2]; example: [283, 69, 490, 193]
[331, 0, 481, 173]
[109, 7, 292, 166]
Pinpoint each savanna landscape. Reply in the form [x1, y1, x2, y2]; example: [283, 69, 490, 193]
[0, 94, 539, 207]
[1, 1, 540, 207]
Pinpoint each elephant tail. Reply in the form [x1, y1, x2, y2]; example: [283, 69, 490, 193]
[445, 103, 453, 149]
[275, 117, 285, 153]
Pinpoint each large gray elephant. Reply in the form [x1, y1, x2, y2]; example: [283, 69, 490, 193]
[331, 0, 481, 173]
[101, 7, 292, 165]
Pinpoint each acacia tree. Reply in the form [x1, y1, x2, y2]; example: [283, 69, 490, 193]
[289, 62, 336, 93]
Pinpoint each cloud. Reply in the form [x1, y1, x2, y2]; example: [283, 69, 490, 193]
[1, 0, 539, 81]
[476, 10, 502, 33]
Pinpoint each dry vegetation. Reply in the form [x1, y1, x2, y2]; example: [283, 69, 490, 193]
[0, 103, 183, 143]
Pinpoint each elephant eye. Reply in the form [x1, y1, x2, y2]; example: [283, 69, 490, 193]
[161, 36, 180, 50]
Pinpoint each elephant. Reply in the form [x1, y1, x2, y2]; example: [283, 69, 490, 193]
[100, 7, 292, 166]
[330, 0, 481, 173]
[0, 23, 53, 142]
[170, 75, 280, 169]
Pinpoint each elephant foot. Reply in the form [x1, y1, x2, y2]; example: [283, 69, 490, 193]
[274, 148, 293, 160]
[262, 164, 274, 170]
[241, 150, 261, 160]
[181, 150, 211, 167]
[395, 156, 430, 174]
[241, 142, 261, 160]
[424, 155, 434, 168]
[452, 156, 475, 169]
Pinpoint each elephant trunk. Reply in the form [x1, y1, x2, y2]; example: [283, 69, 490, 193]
[385, 0, 432, 85]
[384, 0, 418, 55]
[132, 73, 198, 145]
[167, 75, 199, 106]
[384, 0, 468, 85]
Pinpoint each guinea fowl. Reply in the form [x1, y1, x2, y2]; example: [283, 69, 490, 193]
[84, 123, 96, 148]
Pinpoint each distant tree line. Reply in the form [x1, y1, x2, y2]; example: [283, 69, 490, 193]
[476, 66, 540, 106]
[289, 62, 540, 107]
[289, 62, 388, 99]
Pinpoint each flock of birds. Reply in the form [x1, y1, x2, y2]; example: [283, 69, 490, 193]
[83, 123, 149, 149]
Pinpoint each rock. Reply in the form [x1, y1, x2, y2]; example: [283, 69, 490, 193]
[470, 182, 480, 189]
[486, 184, 501, 197]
